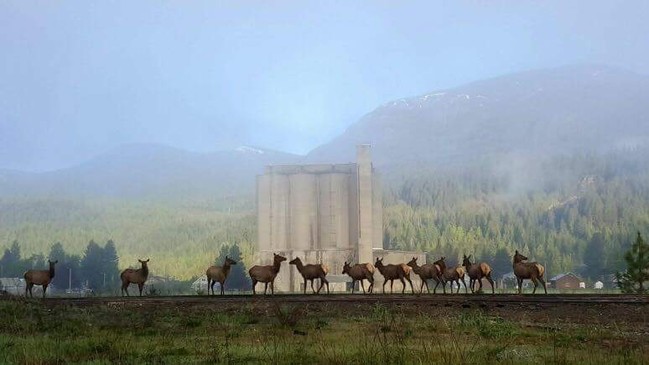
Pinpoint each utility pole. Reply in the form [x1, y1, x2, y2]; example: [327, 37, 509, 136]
[68, 268, 72, 292]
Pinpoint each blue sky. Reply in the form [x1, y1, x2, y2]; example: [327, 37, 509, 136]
[1, 1, 648, 171]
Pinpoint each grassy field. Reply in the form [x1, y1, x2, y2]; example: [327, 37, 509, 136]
[0, 297, 647, 364]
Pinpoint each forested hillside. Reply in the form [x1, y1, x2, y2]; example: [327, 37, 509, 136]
[2, 65, 648, 282]
[1, 149, 647, 282]
[383, 150, 649, 280]
[0, 198, 256, 280]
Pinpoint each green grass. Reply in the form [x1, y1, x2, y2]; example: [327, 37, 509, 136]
[0, 299, 647, 364]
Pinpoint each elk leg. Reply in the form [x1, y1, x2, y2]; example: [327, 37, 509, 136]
[478, 277, 484, 293]
[221, 281, 225, 295]
[390, 279, 395, 294]
[303, 279, 308, 294]
[359, 280, 364, 294]
[461, 278, 467, 294]
[407, 277, 414, 294]
[271, 281, 275, 295]
[42, 284, 47, 298]
[399, 277, 406, 294]
[539, 276, 547, 294]
[531, 277, 539, 294]
[383, 280, 387, 294]
[487, 275, 495, 294]
[369, 278, 374, 294]
[264, 282, 268, 295]
[324, 278, 329, 294]
[517, 278, 523, 294]
[310, 279, 315, 294]
[251, 279, 257, 295]
[138, 283, 144, 296]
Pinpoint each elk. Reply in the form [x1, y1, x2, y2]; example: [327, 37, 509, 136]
[435, 257, 467, 294]
[406, 257, 444, 294]
[342, 261, 375, 294]
[289, 256, 330, 294]
[121, 259, 149, 296]
[206, 256, 237, 295]
[462, 254, 495, 294]
[374, 257, 414, 294]
[249, 253, 286, 295]
[513, 250, 547, 294]
[24, 260, 58, 298]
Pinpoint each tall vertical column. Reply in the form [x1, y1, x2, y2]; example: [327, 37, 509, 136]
[357, 145, 373, 265]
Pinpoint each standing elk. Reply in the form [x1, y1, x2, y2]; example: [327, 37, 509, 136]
[121, 259, 149, 296]
[462, 254, 495, 294]
[206, 256, 237, 295]
[24, 260, 58, 298]
[407, 257, 444, 294]
[342, 261, 375, 294]
[249, 253, 286, 295]
[374, 257, 414, 294]
[289, 256, 330, 294]
[513, 250, 547, 294]
[435, 257, 467, 294]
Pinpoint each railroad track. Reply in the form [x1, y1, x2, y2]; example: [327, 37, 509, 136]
[7, 293, 645, 308]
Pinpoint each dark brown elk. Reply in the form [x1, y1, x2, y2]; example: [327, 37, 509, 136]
[462, 254, 495, 294]
[121, 259, 149, 296]
[249, 253, 286, 295]
[342, 262, 375, 294]
[24, 260, 57, 298]
[206, 256, 237, 295]
[374, 257, 414, 294]
[406, 257, 444, 294]
[513, 250, 547, 294]
[289, 256, 330, 294]
[435, 257, 467, 294]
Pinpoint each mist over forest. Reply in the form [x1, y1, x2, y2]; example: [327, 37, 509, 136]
[2, 2, 649, 283]
[1, 64, 648, 281]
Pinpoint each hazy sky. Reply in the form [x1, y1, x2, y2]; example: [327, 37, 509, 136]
[1, 1, 648, 171]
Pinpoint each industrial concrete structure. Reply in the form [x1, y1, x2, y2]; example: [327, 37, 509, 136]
[256, 145, 424, 292]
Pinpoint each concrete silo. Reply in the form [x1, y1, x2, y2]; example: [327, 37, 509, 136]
[255, 145, 421, 293]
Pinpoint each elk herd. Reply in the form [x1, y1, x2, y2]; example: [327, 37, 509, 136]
[20, 250, 547, 298]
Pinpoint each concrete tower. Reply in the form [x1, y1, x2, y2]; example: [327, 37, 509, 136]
[255, 145, 387, 292]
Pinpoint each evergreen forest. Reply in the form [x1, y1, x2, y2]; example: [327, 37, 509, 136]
[1, 150, 648, 285]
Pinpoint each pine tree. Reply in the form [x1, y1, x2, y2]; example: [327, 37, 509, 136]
[49, 242, 83, 290]
[214, 243, 250, 291]
[80, 240, 104, 291]
[102, 240, 120, 289]
[0, 240, 23, 277]
[583, 232, 605, 280]
[492, 247, 511, 278]
[616, 232, 649, 294]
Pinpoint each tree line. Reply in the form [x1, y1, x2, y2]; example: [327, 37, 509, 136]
[1, 240, 119, 292]
[0, 238, 252, 293]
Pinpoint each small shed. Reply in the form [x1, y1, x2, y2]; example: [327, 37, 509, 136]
[594, 281, 604, 289]
[191, 277, 210, 291]
[550, 273, 584, 290]
[0, 277, 25, 295]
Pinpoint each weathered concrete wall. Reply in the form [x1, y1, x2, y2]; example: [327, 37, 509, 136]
[255, 145, 421, 293]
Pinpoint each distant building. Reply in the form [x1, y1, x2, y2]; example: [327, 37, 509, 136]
[594, 281, 604, 290]
[550, 273, 584, 290]
[256, 145, 423, 292]
[191, 277, 210, 292]
[0, 277, 25, 295]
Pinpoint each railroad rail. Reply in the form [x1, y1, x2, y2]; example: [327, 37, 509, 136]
[3, 293, 645, 308]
